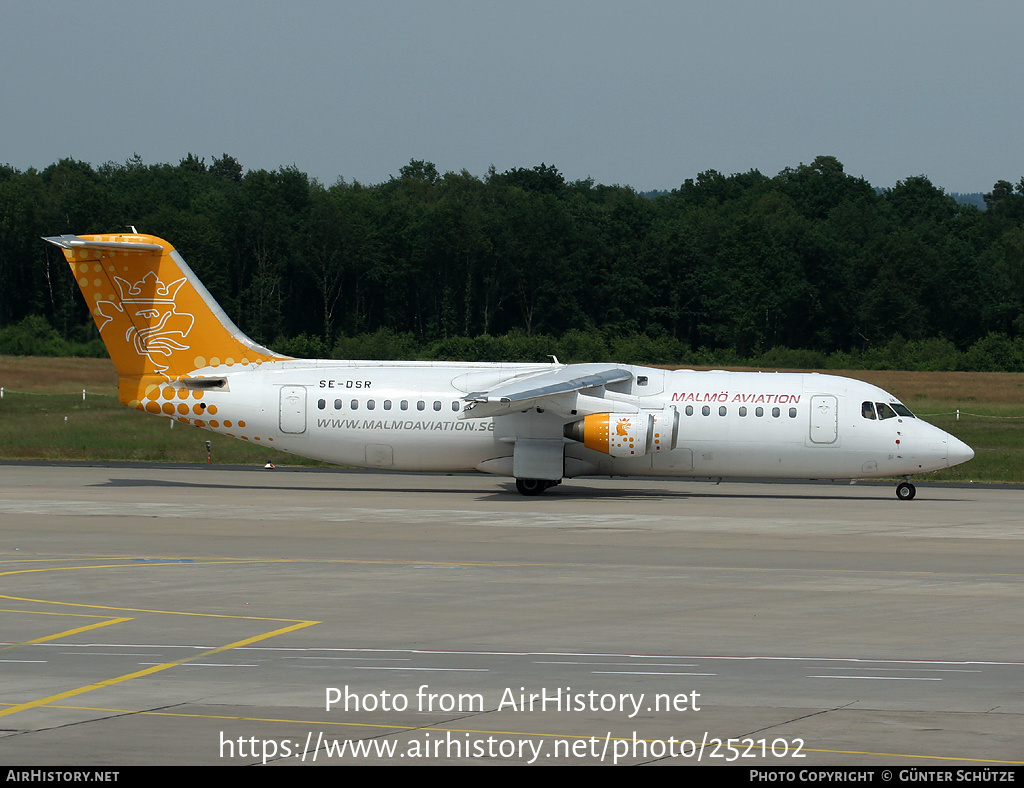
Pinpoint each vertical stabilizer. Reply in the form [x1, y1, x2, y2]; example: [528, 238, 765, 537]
[45, 233, 287, 408]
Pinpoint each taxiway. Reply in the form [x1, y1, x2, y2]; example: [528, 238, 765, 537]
[1, 464, 1021, 765]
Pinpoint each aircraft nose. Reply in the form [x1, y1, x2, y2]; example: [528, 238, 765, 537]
[947, 435, 974, 467]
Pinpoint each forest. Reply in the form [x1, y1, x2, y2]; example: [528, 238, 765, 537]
[2, 153, 1024, 370]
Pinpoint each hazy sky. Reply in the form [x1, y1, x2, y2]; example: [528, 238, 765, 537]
[2, 1, 1021, 193]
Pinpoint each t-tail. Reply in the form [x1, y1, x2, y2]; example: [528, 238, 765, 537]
[44, 233, 287, 411]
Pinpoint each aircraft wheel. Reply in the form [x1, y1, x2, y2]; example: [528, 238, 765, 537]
[896, 481, 916, 501]
[515, 478, 548, 496]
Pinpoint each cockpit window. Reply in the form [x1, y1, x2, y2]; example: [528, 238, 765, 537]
[891, 403, 916, 418]
[875, 402, 897, 420]
[861, 401, 876, 420]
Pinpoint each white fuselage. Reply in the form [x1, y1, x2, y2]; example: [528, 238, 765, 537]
[185, 361, 971, 481]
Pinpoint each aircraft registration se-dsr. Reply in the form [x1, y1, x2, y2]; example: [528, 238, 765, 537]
[45, 233, 974, 500]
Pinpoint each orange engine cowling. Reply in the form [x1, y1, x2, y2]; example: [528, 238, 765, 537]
[564, 412, 655, 457]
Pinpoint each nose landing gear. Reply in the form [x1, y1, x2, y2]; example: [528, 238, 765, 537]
[896, 479, 917, 500]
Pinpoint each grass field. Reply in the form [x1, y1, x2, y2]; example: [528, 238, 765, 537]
[0, 357, 308, 466]
[1, 357, 1020, 481]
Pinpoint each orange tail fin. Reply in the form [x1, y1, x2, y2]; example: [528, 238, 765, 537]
[45, 233, 286, 407]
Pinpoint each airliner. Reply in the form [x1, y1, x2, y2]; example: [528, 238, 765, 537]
[44, 233, 974, 499]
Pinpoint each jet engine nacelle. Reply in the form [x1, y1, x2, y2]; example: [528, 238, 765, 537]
[564, 412, 656, 457]
[650, 406, 680, 453]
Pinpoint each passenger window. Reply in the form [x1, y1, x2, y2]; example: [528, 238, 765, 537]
[433, 400, 441, 411]
[861, 401, 876, 420]
[702, 405, 710, 416]
[772, 407, 780, 418]
[452, 401, 460, 411]
[334, 399, 342, 410]
[685, 405, 693, 416]
[739, 406, 747, 417]
[719, 406, 727, 416]
[367, 399, 375, 410]
[755, 407, 764, 417]
[400, 400, 409, 411]
[384, 400, 392, 410]
[317, 399, 325, 410]
[789, 407, 797, 418]
[417, 400, 425, 411]
[350, 399, 358, 410]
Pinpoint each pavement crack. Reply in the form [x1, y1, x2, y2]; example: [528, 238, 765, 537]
[639, 701, 859, 765]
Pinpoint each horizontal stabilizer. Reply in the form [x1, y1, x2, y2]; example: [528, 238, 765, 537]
[43, 235, 164, 253]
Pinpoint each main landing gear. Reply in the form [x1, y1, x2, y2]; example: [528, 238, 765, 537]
[895, 479, 917, 501]
[515, 478, 560, 496]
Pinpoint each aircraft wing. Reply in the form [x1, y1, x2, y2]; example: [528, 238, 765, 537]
[462, 364, 633, 418]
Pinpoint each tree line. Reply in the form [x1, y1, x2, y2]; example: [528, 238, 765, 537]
[2, 153, 1024, 370]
